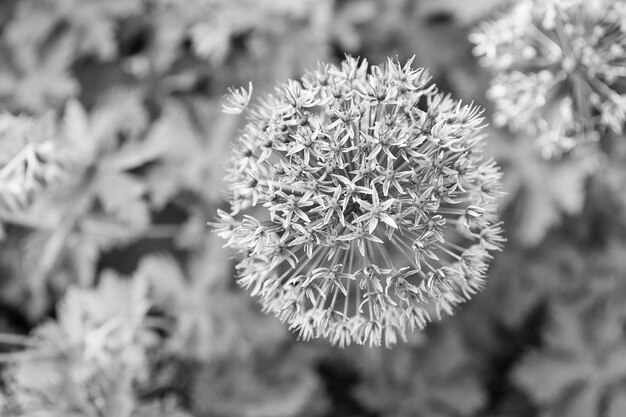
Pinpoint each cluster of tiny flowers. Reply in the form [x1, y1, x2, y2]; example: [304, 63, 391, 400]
[215, 56, 505, 347]
[471, 0, 626, 157]
[0, 114, 61, 212]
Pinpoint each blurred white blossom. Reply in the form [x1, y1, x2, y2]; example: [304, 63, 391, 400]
[0, 114, 62, 213]
[471, 0, 626, 157]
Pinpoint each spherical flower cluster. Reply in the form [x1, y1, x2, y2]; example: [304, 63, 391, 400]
[215, 56, 505, 347]
[470, 0, 626, 157]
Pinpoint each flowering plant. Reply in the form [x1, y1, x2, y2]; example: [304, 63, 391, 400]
[471, 0, 626, 157]
[0, 114, 62, 213]
[215, 56, 505, 347]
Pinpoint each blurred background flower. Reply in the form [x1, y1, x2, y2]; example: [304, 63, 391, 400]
[471, 0, 626, 157]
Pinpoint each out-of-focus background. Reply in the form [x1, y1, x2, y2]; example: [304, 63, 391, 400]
[0, 0, 625, 416]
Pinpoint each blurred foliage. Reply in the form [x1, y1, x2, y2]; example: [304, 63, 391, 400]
[0, 0, 625, 416]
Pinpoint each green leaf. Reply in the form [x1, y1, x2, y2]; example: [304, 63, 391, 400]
[486, 129, 598, 246]
[515, 354, 593, 404]
[143, 99, 238, 208]
[418, 0, 512, 25]
[513, 302, 626, 417]
[7, 0, 141, 62]
[1, 32, 79, 113]
[132, 398, 194, 417]
[354, 326, 484, 417]
[95, 171, 150, 229]
[608, 390, 626, 417]
[62, 99, 93, 160]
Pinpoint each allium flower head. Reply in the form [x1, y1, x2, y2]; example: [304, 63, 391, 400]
[471, 0, 626, 157]
[215, 56, 505, 347]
